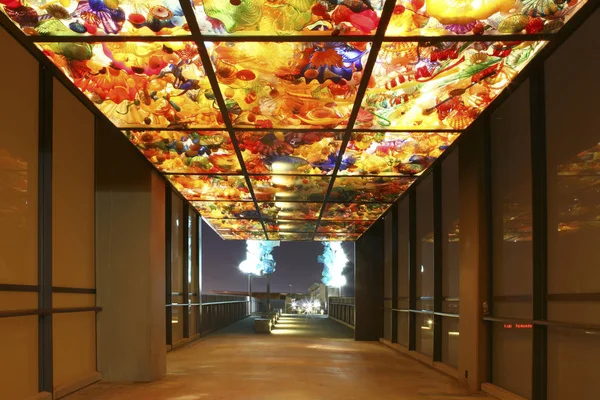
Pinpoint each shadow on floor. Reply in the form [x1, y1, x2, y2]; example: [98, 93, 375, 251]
[215, 314, 354, 340]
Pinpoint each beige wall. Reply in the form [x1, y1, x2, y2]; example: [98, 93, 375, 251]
[0, 27, 40, 400]
[52, 79, 97, 396]
[95, 119, 166, 382]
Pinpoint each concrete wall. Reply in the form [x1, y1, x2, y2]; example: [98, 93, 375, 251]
[95, 119, 166, 382]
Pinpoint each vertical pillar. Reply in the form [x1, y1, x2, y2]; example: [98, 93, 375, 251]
[165, 190, 172, 346]
[182, 205, 189, 338]
[95, 119, 166, 381]
[355, 219, 384, 341]
[38, 65, 53, 393]
[458, 120, 490, 390]
[530, 66, 548, 400]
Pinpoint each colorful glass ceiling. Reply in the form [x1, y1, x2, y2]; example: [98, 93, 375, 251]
[0, 0, 592, 241]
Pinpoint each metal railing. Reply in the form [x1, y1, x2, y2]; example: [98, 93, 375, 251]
[329, 297, 355, 327]
[200, 294, 260, 335]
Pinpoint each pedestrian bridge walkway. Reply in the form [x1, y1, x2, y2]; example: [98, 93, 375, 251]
[67, 315, 489, 400]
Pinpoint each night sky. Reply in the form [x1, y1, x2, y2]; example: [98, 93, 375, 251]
[201, 221, 355, 294]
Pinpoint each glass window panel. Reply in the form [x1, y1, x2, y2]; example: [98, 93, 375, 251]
[3, 0, 191, 36]
[491, 80, 532, 319]
[548, 327, 600, 400]
[0, 30, 38, 286]
[491, 322, 533, 399]
[236, 131, 342, 175]
[193, 0, 385, 35]
[193, 201, 259, 219]
[442, 149, 460, 315]
[341, 132, 459, 176]
[441, 316, 459, 368]
[397, 197, 410, 347]
[168, 175, 251, 201]
[322, 203, 390, 221]
[386, 0, 588, 36]
[125, 130, 240, 174]
[207, 41, 370, 129]
[416, 313, 434, 357]
[250, 175, 330, 202]
[545, 9, 600, 326]
[37, 42, 223, 129]
[330, 176, 416, 203]
[171, 192, 184, 344]
[360, 41, 545, 130]
[259, 202, 322, 221]
[416, 174, 434, 305]
[0, 316, 38, 400]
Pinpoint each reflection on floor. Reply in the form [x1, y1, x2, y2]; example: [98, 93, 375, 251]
[67, 315, 489, 400]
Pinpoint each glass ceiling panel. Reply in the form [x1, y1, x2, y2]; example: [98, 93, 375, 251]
[37, 41, 223, 128]
[124, 130, 241, 173]
[359, 40, 545, 130]
[259, 202, 322, 221]
[315, 233, 361, 241]
[273, 232, 313, 241]
[192, 201, 259, 219]
[329, 176, 415, 202]
[265, 220, 317, 232]
[322, 202, 391, 220]
[193, 0, 384, 36]
[386, 0, 588, 37]
[341, 131, 458, 175]
[1, 0, 190, 36]
[204, 218, 263, 230]
[250, 175, 330, 202]
[317, 220, 373, 233]
[167, 175, 251, 200]
[207, 41, 371, 129]
[236, 131, 343, 175]
[217, 230, 266, 240]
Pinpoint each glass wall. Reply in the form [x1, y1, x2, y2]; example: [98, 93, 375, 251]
[441, 150, 460, 368]
[383, 214, 393, 342]
[189, 210, 200, 337]
[416, 173, 434, 357]
[490, 80, 533, 399]
[171, 192, 185, 344]
[397, 198, 410, 347]
[545, 7, 600, 399]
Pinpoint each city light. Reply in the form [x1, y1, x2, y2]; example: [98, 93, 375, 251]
[238, 240, 280, 276]
[318, 242, 348, 288]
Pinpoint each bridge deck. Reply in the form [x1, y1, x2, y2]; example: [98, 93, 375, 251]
[67, 315, 489, 400]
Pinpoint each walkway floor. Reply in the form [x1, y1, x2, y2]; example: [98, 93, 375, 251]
[68, 315, 489, 400]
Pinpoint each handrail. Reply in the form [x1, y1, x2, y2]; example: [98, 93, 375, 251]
[0, 306, 102, 319]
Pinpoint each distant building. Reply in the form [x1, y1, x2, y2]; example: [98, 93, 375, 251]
[308, 283, 341, 313]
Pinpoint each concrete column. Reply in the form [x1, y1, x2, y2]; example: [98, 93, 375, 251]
[355, 219, 384, 341]
[95, 120, 166, 382]
[457, 122, 490, 391]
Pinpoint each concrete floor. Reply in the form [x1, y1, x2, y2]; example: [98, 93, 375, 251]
[68, 315, 489, 400]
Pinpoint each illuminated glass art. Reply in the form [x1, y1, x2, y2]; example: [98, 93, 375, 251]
[207, 41, 371, 129]
[360, 41, 545, 130]
[167, 175, 251, 200]
[259, 202, 322, 221]
[322, 203, 391, 220]
[236, 131, 343, 174]
[125, 130, 240, 173]
[193, 0, 385, 35]
[387, 0, 588, 37]
[192, 201, 258, 219]
[4, 0, 590, 241]
[37, 42, 223, 128]
[1, 0, 191, 36]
